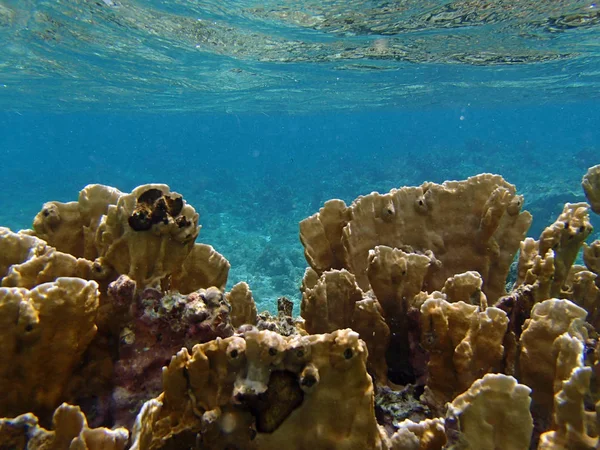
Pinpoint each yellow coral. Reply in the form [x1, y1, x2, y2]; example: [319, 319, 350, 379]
[131, 329, 385, 449]
[0, 403, 128, 450]
[446, 374, 533, 450]
[0, 278, 99, 418]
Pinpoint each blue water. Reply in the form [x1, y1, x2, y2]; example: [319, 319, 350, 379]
[1, 103, 598, 311]
[1, 0, 600, 310]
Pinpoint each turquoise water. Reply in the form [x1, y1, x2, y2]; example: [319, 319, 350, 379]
[1, 0, 599, 311]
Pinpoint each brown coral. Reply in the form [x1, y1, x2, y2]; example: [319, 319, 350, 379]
[0, 403, 128, 450]
[96, 184, 200, 289]
[300, 174, 531, 304]
[446, 374, 533, 450]
[420, 294, 508, 410]
[0, 278, 99, 419]
[582, 164, 600, 214]
[130, 329, 385, 449]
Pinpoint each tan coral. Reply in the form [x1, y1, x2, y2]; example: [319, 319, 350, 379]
[95, 184, 200, 289]
[226, 281, 258, 328]
[568, 269, 600, 330]
[300, 174, 531, 304]
[299, 199, 351, 272]
[584, 240, 600, 275]
[366, 246, 433, 385]
[387, 418, 447, 450]
[300, 268, 390, 382]
[0, 403, 128, 449]
[537, 203, 593, 296]
[538, 366, 598, 450]
[516, 238, 555, 302]
[344, 175, 531, 303]
[351, 296, 391, 384]
[300, 268, 364, 334]
[519, 298, 588, 417]
[131, 329, 386, 450]
[441, 271, 487, 307]
[446, 374, 533, 450]
[582, 164, 600, 214]
[0, 227, 113, 290]
[170, 243, 230, 294]
[0, 278, 99, 418]
[420, 295, 508, 409]
[32, 184, 122, 259]
[515, 202, 593, 303]
[366, 245, 432, 318]
[0, 227, 49, 279]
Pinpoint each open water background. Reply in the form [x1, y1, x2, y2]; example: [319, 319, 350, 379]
[0, 0, 599, 310]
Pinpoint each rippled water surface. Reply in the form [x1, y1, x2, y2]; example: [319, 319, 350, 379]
[1, 0, 599, 112]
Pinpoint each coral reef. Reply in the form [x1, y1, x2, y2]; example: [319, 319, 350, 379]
[110, 277, 235, 428]
[1, 168, 600, 450]
[0, 184, 231, 429]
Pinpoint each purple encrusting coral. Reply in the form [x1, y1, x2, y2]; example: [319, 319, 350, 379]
[108, 275, 234, 427]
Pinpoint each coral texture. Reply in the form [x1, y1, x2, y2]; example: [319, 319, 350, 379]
[130, 329, 385, 449]
[583, 164, 600, 214]
[0, 403, 128, 450]
[0, 278, 99, 419]
[2, 168, 600, 450]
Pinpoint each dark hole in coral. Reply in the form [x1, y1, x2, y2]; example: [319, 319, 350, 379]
[176, 215, 191, 228]
[25, 324, 34, 332]
[268, 348, 278, 357]
[230, 349, 239, 359]
[580, 225, 586, 232]
[300, 374, 316, 388]
[138, 188, 163, 205]
[128, 209, 153, 232]
[564, 221, 570, 229]
[241, 371, 303, 433]
[343, 348, 353, 359]
[412, 384, 425, 399]
[152, 198, 169, 224]
[156, 333, 162, 343]
[130, 190, 187, 232]
[182, 366, 190, 386]
[165, 195, 184, 217]
[249, 428, 257, 440]
[296, 350, 304, 358]
[385, 315, 419, 386]
[43, 209, 50, 217]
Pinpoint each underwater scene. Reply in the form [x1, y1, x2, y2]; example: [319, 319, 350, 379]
[0, 0, 600, 449]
